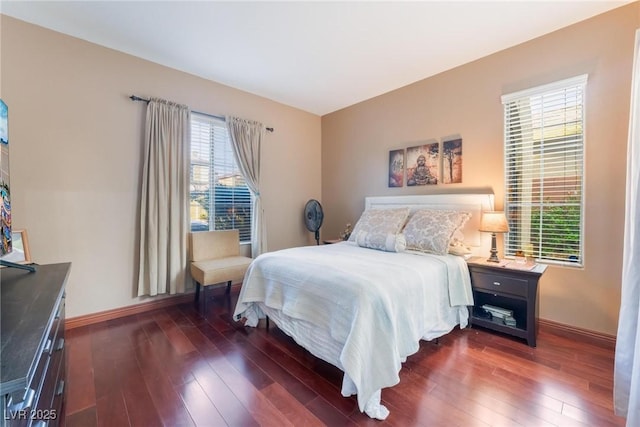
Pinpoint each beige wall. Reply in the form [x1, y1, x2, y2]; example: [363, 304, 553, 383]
[0, 16, 322, 318]
[2, 4, 636, 335]
[322, 3, 639, 336]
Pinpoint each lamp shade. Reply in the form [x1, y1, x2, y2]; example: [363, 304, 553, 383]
[479, 211, 509, 233]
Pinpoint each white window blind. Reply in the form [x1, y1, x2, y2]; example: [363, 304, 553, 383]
[189, 113, 252, 243]
[501, 75, 586, 266]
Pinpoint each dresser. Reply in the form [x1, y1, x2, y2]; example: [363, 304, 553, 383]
[466, 257, 546, 347]
[1, 263, 70, 427]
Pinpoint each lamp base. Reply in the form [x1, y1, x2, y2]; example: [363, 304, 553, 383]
[486, 232, 500, 263]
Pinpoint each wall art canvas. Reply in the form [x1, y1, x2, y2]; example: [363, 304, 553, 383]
[407, 142, 439, 186]
[442, 138, 463, 184]
[0, 99, 10, 256]
[388, 148, 405, 187]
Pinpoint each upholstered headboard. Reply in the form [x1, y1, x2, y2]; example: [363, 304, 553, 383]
[364, 192, 494, 256]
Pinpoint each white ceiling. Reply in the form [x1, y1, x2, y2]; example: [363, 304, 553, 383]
[1, 1, 630, 115]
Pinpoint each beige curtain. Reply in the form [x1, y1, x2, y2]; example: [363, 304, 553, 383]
[226, 116, 266, 257]
[615, 29, 640, 426]
[137, 98, 190, 296]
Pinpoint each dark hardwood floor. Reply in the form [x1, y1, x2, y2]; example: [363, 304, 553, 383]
[64, 287, 625, 426]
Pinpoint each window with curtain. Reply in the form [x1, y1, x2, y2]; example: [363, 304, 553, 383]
[189, 113, 252, 242]
[502, 75, 586, 266]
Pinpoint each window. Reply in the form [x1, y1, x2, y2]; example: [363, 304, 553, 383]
[502, 75, 586, 266]
[189, 113, 252, 243]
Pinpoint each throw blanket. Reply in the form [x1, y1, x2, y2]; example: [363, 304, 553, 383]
[233, 242, 473, 418]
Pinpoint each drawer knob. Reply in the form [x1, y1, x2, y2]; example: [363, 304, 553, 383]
[43, 338, 52, 354]
[493, 281, 501, 286]
[56, 379, 65, 396]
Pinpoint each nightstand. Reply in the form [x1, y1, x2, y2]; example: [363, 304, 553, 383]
[466, 257, 547, 347]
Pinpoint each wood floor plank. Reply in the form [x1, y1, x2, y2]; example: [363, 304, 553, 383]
[64, 288, 626, 427]
[261, 382, 326, 426]
[205, 355, 296, 427]
[222, 328, 319, 405]
[176, 378, 229, 427]
[304, 396, 359, 426]
[95, 391, 131, 427]
[195, 321, 275, 390]
[91, 332, 130, 400]
[65, 405, 97, 427]
[173, 307, 295, 426]
[189, 358, 259, 427]
[239, 323, 359, 416]
[403, 346, 574, 426]
[383, 369, 485, 427]
[561, 401, 626, 427]
[132, 338, 197, 427]
[65, 327, 97, 415]
[137, 314, 197, 386]
[152, 311, 198, 355]
[118, 345, 164, 427]
[348, 404, 410, 427]
[473, 345, 591, 390]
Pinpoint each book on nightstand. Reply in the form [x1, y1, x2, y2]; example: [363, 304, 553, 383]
[481, 304, 513, 319]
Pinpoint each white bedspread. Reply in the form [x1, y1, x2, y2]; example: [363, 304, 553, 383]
[233, 242, 473, 418]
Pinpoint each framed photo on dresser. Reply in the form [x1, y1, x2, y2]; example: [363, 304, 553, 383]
[0, 229, 31, 264]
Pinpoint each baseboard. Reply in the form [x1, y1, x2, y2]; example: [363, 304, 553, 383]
[65, 293, 194, 330]
[538, 318, 616, 350]
[65, 282, 243, 330]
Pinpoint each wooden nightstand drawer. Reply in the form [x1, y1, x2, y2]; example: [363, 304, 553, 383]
[470, 271, 528, 298]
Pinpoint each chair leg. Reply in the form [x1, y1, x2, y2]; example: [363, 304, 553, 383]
[203, 285, 208, 312]
[225, 280, 232, 294]
[194, 281, 201, 302]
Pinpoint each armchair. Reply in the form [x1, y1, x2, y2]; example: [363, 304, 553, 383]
[188, 229, 253, 303]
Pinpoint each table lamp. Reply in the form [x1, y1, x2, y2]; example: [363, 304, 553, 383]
[479, 211, 509, 263]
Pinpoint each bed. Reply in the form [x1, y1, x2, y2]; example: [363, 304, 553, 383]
[233, 193, 493, 419]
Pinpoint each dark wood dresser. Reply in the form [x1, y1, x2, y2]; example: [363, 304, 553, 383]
[1, 263, 70, 427]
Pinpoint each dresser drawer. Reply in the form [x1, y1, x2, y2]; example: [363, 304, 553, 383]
[471, 271, 528, 297]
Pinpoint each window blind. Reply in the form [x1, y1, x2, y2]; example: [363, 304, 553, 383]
[190, 113, 252, 243]
[502, 75, 586, 266]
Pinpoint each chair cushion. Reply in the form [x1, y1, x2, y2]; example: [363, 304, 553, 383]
[190, 229, 240, 262]
[190, 256, 253, 286]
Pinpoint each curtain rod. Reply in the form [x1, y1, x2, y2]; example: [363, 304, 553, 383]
[129, 95, 274, 132]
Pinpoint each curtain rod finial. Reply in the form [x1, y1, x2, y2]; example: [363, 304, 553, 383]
[130, 95, 150, 103]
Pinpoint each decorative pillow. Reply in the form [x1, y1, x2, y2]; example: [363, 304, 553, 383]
[403, 209, 471, 255]
[348, 208, 410, 242]
[355, 231, 406, 252]
[451, 229, 465, 243]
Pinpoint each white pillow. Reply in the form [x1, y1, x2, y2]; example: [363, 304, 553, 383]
[348, 208, 410, 242]
[356, 231, 406, 252]
[403, 209, 471, 255]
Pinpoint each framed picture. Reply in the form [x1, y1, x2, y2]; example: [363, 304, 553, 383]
[442, 138, 463, 184]
[388, 148, 405, 187]
[0, 229, 31, 264]
[407, 141, 439, 186]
